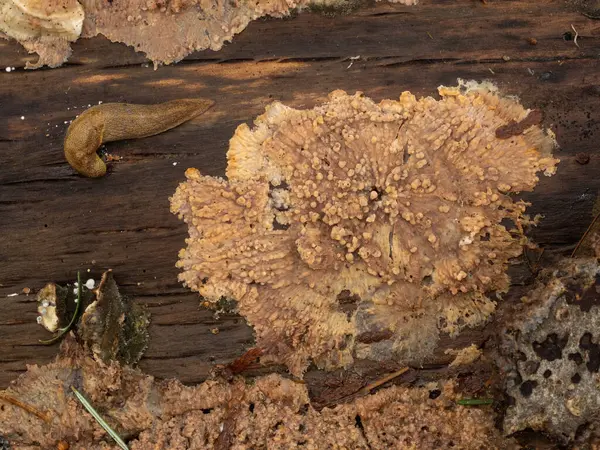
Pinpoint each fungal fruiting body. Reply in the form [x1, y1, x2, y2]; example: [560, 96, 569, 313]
[0, 0, 84, 68]
[0, 337, 510, 449]
[171, 81, 558, 376]
[64, 99, 214, 177]
[4, 0, 417, 69]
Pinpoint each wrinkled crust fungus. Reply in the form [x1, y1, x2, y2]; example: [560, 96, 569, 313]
[3, 0, 417, 68]
[0, 338, 510, 449]
[79, 0, 416, 68]
[171, 81, 559, 376]
[0, 0, 84, 68]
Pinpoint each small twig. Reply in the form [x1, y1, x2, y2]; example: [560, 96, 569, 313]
[356, 367, 410, 396]
[0, 392, 50, 422]
[571, 24, 580, 48]
[524, 246, 545, 275]
[427, 32, 434, 40]
[533, 247, 545, 272]
[40, 272, 83, 345]
[71, 386, 129, 450]
[227, 347, 263, 374]
[326, 367, 410, 407]
[571, 211, 600, 257]
[346, 56, 360, 70]
[457, 398, 494, 406]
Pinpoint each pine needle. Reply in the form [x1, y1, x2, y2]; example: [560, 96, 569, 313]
[71, 386, 129, 450]
[457, 398, 493, 406]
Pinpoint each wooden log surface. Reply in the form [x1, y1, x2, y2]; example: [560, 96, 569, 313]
[1, 0, 600, 390]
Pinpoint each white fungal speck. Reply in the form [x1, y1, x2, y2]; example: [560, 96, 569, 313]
[7, 293, 18, 297]
[173, 162, 178, 166]
[20, 116, 24, 120]
[36, 316, 43, 324]
[459, 236, 474, 246]
[5, 67, 11, 72]
[41, 308, 47, 314]
[85, 279, 95, 289]
[42, 300, 49, 308]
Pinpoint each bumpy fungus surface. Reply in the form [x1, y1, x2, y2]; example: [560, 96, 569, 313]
[0, 338, 510, 449]
[171, 82, 558, 376]
[3, 0, 417, 68]
[0, 0, 84, 68]
[498, 258, 600, 443]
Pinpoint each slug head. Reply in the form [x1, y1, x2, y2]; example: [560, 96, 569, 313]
[64, 108, 107, 178]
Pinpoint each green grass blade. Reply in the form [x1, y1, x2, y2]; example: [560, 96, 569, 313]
[456, 398, 494, 406]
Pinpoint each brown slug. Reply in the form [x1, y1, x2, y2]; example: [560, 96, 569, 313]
[64, 99, 215, 177]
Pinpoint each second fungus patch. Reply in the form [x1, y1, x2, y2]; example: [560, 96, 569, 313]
[171, 81, 559, 376]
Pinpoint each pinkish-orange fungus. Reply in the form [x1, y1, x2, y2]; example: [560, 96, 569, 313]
[3, 0, 418, 69]
[171, 81, 558, 376]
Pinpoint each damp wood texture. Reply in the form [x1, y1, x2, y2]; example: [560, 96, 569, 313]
[1, 0, 600, 395]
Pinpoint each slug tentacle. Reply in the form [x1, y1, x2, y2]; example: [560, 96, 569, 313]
[64, 99, 215, 177]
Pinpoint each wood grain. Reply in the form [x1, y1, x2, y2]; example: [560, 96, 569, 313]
[1, 0, 599, 389]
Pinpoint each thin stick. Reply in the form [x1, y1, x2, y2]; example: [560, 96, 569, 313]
[524, 246, 545, 274]
[571, 211, 600, 257]
[40, 272, 83, 345]
[356, 367, 410, 396]
[0, 392, 50, 422]
[326, 367, 410, 407]
[71, 386, 129, 450]
[571, 24, 580, 48]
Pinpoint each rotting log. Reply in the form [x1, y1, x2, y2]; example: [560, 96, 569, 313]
[1, 0, 599, 390]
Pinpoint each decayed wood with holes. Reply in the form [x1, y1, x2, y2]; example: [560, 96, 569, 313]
[1, 0, 599, 392]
